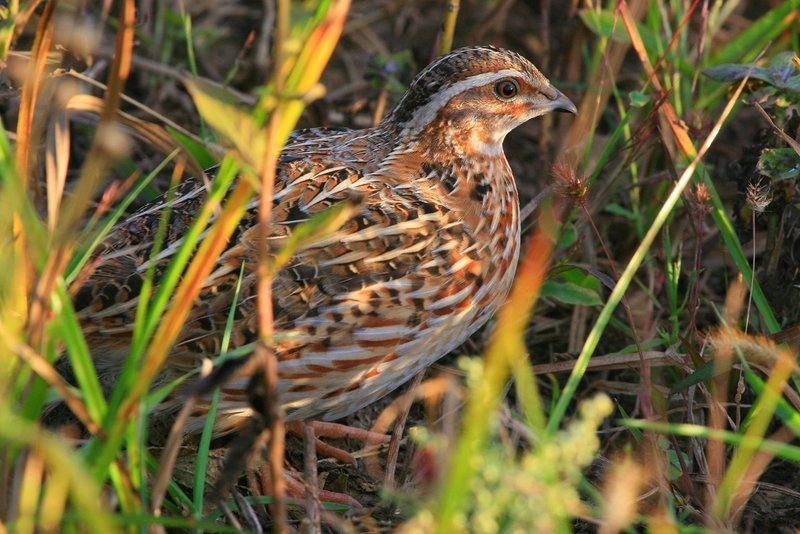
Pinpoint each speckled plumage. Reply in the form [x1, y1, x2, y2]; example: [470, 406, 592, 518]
[74, 46, 576, 434]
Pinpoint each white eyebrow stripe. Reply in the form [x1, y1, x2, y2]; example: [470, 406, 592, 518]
[400, 69, 534, 136]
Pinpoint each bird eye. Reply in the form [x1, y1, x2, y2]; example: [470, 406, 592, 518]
[494, 79, 519, 99]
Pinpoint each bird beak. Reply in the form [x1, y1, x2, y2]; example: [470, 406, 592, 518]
[541, 85, 577, 114]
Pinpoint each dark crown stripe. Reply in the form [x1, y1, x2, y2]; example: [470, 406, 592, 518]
[386, 46, 538, 124]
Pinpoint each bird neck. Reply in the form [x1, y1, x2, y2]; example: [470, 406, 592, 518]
[377, 118, 520, 243]
[412, 131, 522, 313]
[402, 119, 515, 199]
[379, 118, 522, 313]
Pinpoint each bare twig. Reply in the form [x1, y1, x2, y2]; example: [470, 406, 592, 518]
[303, 424, 321, 534]
[753, 102, 800, 157]
[150, 398, 196, 515]
[233, 488, 264, 534]
[385, 371, 426, 487]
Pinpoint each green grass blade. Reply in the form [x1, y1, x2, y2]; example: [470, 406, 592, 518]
[547, 76, 748, 434]
[708, 1, 800, 65]
[0, 405, 119, 534]
[622, 419, 800, 463]
[701, 171, 780, 333]
[193, 262, 246, 515]
[51, 284, 107, 422]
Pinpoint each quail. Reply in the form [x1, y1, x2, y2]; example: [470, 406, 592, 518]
[74, 45, 577, 435]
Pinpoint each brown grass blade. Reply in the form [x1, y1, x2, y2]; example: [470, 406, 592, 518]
[63, 93, 206, 177]
[559, 0, 648, 159]
[56, 0, 135, 238]
[45, 93, 70, 229]
[618, 0, 696, 159]
[532, 350, 685, 374]
[14, 1, 54, 187]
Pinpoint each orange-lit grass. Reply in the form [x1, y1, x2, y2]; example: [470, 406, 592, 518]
[433, 200, 564, 532]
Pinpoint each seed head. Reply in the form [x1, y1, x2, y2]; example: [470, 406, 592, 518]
[688, 183, 712, 216]
[552, 160, 588, 207]
[745, 179, 772, 214]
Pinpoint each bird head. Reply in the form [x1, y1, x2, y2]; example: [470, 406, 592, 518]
[385, 46, 576, 155]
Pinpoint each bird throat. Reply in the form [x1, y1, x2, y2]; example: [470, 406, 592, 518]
[415, 144, 521, 276]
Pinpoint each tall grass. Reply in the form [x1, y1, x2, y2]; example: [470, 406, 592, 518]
[1, 1, 349, 531]
[1, 0, 799, 532]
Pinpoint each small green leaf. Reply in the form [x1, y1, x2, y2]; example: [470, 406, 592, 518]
[184, 78, 266, 167]
[705, 54, 800, 95]
[167, 127, 218, 169]
[767, 51, 800, 87]
[758, 148, 800, 180]
[670, 360, 715, 393]
[579, 8, 658, 51]
[628, 90, 650, 108]
[557, 224, 577, 248]
[782, 75, 800, 94]
[666, 448, 690, 481]
[540, 280, 602, 306]
[555, 266, 603, 293]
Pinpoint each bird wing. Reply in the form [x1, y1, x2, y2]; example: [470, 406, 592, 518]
[75, 127, 492, 425]
[73, 127, 370, 358]
[174, 147, 496, 426]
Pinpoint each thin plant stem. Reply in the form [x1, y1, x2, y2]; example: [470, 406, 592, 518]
[581, 204, 653, 417]
[438, 0, 460, 56]
[253, 0, 290, 529]
[745, 212, 755, 333]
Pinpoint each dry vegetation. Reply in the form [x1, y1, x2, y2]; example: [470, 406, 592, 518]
[1, 0, 800, 532]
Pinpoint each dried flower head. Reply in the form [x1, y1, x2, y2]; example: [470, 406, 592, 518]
[707, 327, 788, 370]
[552, 160, 589, 207]
[693, 183, 712, 208]
[746, 178, 772, 213]
[687, 182, 713, 219]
